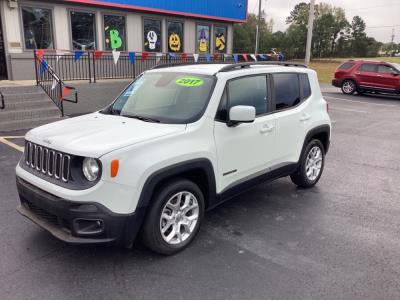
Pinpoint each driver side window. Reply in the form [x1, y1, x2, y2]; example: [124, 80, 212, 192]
[216, 75, 268, 121]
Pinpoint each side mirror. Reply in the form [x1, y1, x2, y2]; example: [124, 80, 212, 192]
[228, 105, 256, 127]
[391, 69, 399, 76]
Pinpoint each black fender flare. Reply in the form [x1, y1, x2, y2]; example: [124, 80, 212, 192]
[136, 158, 217, 210]
[300, 125, 331, 157]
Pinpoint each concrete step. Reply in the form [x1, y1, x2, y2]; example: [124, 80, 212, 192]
[0, 116, 64, 132]
[4, 99, 54, 110]
[0, 107, 61, 122]
[2, 92, 48, 102]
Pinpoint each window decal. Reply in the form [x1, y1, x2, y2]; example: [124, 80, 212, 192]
[104, 15, 126, 51]
[144, 19, 161, 52]
[176, 77, 204, 87]
[215, 26, 227, 53]
[196, 25, 210, 53]
[167, 21, 183, 52]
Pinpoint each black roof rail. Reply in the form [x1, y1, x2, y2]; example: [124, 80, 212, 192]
[151, 61, 230, 70]
[218, 61, 307, 73]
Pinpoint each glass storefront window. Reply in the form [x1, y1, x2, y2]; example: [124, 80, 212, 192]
[167, 21, 183, 53]
[143, 18, 162, 52]
[214, 26, 227, 53]
[104, 15, 126, 51]
[22, 7, 54, 50]
[70, 11, 96, 50]
[196, 24, 210, 54]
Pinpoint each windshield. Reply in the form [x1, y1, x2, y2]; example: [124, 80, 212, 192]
[104, 72, 216, 124]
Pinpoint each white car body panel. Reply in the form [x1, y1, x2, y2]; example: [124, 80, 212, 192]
[17, 64, 331, 216]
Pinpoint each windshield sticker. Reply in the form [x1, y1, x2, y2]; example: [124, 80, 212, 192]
[176, 77, 204, 87]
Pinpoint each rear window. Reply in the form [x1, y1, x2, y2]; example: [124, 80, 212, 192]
[359, 64, 377, 72]
[338, 62, 354, 70]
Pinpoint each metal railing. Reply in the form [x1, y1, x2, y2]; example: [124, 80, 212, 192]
[34, 55, 78, 116]
[0, 91, 4, 109]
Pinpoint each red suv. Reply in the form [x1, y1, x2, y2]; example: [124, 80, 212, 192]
[332, 60, 400, 95]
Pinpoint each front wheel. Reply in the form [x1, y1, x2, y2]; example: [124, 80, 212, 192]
[290, 139, 325, 188]
[141, 179, 204, 255]
[341, 79, 356, 94]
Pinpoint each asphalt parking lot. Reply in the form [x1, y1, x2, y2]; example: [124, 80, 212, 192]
[0, 90, 399, 299]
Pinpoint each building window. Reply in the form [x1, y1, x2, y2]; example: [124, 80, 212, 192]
[22, 7, 54, 50]
[70, 11, 96, 50]
[214, 26, 227, 53]
[167, 21, 183, 53]
[104, 15, 126, 51]
[143, 18, 161, 52]
[196, 24, 210, 54]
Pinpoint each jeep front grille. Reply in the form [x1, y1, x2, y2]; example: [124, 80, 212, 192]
[24, 141, 71, 182]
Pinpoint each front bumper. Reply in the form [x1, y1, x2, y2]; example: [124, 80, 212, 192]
[331, 79, 341, 87]
[16, 176, 143, 245]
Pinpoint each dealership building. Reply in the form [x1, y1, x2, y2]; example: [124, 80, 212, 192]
[0, 0, 247, 80]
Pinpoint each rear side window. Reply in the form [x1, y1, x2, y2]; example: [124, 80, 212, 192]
[338, 62, 354, 70]
[377, 65, 395, 74]
[359, 64, 377, 72]
[300, 74, 311, 100]
[273, 73, 300, 110]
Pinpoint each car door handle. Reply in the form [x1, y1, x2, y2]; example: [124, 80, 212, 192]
[260, 124, 274, 134]
[300, 113, 311, 122]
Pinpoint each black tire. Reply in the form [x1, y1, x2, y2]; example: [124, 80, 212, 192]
[290, 139, 325, 188]
[141, 178, 205, 255]
[341, 79, 356, 95]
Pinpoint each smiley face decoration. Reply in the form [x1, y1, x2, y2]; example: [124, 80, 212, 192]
[169, 33, 181, 52]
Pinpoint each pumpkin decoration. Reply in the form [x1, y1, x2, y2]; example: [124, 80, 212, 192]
[169, 33, 181, 52]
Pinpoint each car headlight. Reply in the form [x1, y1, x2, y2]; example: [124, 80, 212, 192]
[82, 157, 100, 182]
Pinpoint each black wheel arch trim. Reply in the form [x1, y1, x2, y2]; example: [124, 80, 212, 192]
[136, 158, 217, 210]
[301, 124, 331, 155]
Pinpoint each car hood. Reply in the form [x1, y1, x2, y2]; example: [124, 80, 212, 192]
[25, 112, 186, 157]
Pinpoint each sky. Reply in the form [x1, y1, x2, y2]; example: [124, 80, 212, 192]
[247, 0, 400, 43]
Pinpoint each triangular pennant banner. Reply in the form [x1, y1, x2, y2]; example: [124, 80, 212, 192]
[181, 53, 187, 62]
[212, 53, 219, 61]
[128, 52, 136, 64]
[193, 53, 199, 62]
[259, 54, 267, 60]
[51, 78, 57, 90]
[156, 53, 162, 63]
[223, 54, 230, 59]
[36, 49, 44, 61]
[40, 59, 48, 74]
[112, 50, 121, 65]
[242, 54, 248, 62]
[94, 50, 104, 60]
[74, 50, 84, 62]
[205, 53, 211, 62]
[233, 54, 239, 63]
[60, 86, 73, 101]
[250, 54, 257, 61]
[141, 52, 149, 62]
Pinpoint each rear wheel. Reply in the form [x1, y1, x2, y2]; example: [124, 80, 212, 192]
[141, 179, 204, 255]
[341, 79, 356, 94]
[290, 139, 325, 188]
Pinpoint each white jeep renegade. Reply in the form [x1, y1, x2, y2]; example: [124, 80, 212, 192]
[16, 62, 331, 255]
